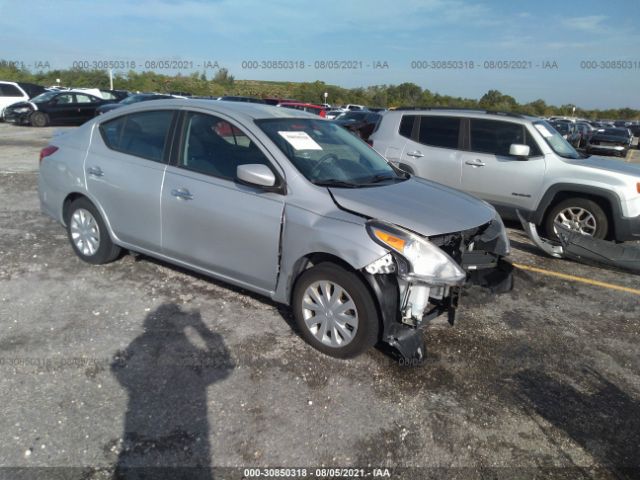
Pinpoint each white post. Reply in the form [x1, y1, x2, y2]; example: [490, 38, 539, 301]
[109, 69, 114, 90]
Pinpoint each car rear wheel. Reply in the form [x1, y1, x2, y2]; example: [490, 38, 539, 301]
[30, 112, 49, 127]
[65, 198, 121, 264]
[292, 262, 380, 358]
[544, 197, 608, 241]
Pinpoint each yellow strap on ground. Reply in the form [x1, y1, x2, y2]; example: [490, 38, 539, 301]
[513, 263, 640, 296]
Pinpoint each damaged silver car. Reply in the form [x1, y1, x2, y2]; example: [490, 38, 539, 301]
[38, 99, 512, 360]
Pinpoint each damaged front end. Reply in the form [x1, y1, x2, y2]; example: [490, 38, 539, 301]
[362, 215, 514, 362]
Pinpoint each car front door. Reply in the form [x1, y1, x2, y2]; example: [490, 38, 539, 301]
[400, 115, 464, 189]
[46, 93, 77, 124]
[460, 118, 546, 214]
[85, 109, 175, 251]
[161, 111, 285, 294]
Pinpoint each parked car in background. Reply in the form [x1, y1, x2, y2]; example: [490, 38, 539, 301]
[0, 81, 46, 120]
[333, 110, 382, 141]
[277, 101, 326, 117]
[262, 97, 300, 106]
[369, 109, 640, 242]
[95, 93, 174, 115]
[37, 99, 512, 360]
[343, 104, 366, 111]
[586, 127, 633, 157]
[550, 121, 571, 139]
[4, 90, 116, 126]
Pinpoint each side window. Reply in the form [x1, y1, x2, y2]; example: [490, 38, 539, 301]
[54, 94, 74, 105]
[75, 94, 97, 104]
[399, 115, 416, 139]
[0, 84, 23, 97]
[99, 110, 174, 162]
[418, 116, 460, 149]
[180, 112, 272, 179]
[470, 119, 541, 157]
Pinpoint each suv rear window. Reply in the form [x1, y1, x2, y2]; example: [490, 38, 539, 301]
[399, 115, 416, 139]
[418, 116, 460, 149]
[100, 110, 174, 162]
[0, 84, 23, 97]
[470, 119, 542, 157]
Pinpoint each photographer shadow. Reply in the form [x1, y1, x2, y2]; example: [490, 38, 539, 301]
[111, 303, 234, 480]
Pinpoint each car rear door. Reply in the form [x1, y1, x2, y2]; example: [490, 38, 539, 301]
[46, 93, 77, 124]
[160, 110, 285, 294]
[86, 109, 175, 251]
[400, 115, 464, 189]
[74, 94, 102, 123]
[459, 118, 546, 213]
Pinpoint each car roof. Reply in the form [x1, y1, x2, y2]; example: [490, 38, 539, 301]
[381, 108, 539, 124]
[102, 98, 318, 121]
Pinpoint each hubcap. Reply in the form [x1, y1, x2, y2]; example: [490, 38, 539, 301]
[70, 208, 100, 256]
[302, 281, 359, 348]
[554, 207, 597, 236]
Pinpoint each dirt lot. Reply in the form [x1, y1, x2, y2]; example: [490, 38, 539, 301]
[0, 122, 639, 479]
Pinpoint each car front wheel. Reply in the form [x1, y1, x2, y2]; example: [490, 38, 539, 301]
[544, 197, 609, 241]
[30, 112, 49, 127]
[65, 198, 121, 264]
[292, 262, 380, 358]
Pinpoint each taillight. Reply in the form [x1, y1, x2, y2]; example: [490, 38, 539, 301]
[39, 145, 58, 165]
[320, 110, 326, 118]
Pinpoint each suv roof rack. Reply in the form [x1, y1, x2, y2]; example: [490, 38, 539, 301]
[393, 106, 528, 119]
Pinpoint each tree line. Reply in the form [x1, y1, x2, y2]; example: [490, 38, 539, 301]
[1, 61, 638, 120]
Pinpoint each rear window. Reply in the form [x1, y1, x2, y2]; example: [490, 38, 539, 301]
[99, 110, 174, 162]
[399, 115, 416, 139]
[418, 116, 460, 149]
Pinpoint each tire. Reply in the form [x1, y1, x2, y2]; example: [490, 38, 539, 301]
[292, 262, 380, 358]
[544, 197, 609, 241]
[65, 197, 121, 264]
[30, 111, 49, 127]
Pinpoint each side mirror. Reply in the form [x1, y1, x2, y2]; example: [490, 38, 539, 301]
[509, 144, 530, 158]
[237, 164, 277, 188]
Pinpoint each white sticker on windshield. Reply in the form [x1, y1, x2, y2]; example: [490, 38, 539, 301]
[534, 124, 553, 138]
[278, 131, 323, 150]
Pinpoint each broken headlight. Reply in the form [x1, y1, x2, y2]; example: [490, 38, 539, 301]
[366, 220, 466, 286]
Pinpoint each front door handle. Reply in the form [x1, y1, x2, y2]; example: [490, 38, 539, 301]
[465, 159, 486, 167]
[406, 151, 424, 158]
[171, 188, 193, 200]
[87, 166, 104, 177]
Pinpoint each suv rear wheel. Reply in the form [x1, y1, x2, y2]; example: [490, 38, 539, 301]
[544, 197, 608, 240]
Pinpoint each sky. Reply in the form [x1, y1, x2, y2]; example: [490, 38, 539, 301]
[1, 0, 639, 109]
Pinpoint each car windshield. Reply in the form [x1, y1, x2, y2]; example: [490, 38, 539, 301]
[256, 118, 406, 187]
[337, 112, 367, 122]
[533, 121, 582, 159]
[120, 95, 145, 105]
[600, 128, 629, 136]
[30, 91, 59, 103]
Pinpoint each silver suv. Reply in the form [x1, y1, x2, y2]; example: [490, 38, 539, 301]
[38, 100, 512, 361]
[370, 109, 640, 241]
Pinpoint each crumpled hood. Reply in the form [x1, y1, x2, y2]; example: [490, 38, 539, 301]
[329, 177, 495, 236]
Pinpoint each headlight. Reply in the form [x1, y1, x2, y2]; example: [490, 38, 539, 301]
[366, 220, 466, 286]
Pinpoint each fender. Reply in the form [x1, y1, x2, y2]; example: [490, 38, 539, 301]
[532, 183, 624, 236]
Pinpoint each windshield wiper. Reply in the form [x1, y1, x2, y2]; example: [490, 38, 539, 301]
[312, 179, 361, 188]
[361, 173, 406, 185]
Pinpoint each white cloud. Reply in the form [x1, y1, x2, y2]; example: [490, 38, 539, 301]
[562, 15, 607, 32]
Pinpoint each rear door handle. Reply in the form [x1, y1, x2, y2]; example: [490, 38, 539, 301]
[406, 151, 424, 158]
[87, 166, 104, 177]
[465, 159, 486, 167]
[171, 188, 193, 200]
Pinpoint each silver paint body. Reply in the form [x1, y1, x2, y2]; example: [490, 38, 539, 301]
[38, 100, 496, 305]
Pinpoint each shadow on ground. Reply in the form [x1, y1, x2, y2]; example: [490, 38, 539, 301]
[111, 303, 234, 480]
[514, 368, 640, 479]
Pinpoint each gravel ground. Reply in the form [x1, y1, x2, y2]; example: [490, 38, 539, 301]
[0, 122, 639, 479]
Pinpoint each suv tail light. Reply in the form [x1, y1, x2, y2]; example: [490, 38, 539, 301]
[39, 145, 58, 165]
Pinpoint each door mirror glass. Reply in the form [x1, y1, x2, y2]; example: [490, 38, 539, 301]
[509, 144, 530, 158]
[237, 164, 276, 188]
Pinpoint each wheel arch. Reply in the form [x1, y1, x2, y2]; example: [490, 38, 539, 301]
[61, 191, 119, 243]
[534, 184, 622, 238]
